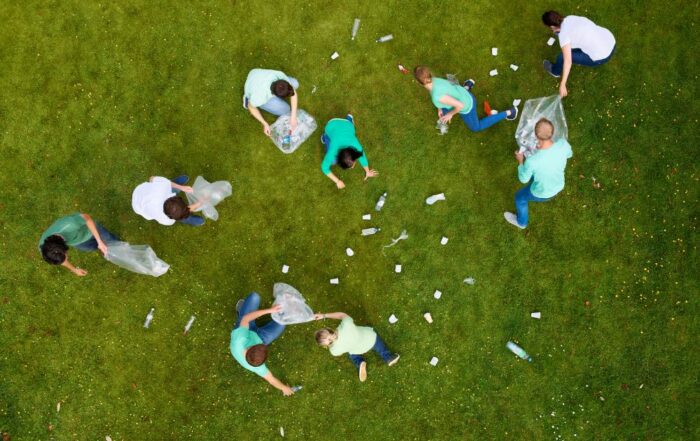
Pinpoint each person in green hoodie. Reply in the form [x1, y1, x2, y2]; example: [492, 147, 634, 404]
[320, 114, 378, 189]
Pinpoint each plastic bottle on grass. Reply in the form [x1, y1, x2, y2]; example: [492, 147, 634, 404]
[506, 341, 532, 362]
[291, 385, 303, 393]
[362, 227, 380, 236]
[375, 192, 387, 211]
[144, 308, 155, 328]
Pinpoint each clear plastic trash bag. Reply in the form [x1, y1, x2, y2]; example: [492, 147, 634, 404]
[515, 95, 568, 157]
[185, 176, 232, 221]
[271, 283, 315, 325]
[104, 241, 170, 277]
[270, 109, 317, 154]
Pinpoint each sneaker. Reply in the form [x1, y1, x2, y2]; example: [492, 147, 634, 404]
[506, 106, 519, 121]
[463, 79, 476, 91]
[235, 299, 244, 314]
[345, 113, 354, 124]
[543, 60, 561, 78]
[388, 354, 401, 366]
[358, 361, 367, 382]
[504, 212, 526, 229]
[242, 95, 249, 109]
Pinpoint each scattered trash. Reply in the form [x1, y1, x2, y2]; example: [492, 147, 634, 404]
[388, 314, 398, 324]
[346, 247, 354, 257]
[639, 384, 644, 389]
[506, 341, 533, 362]
[144, 307, 155, 328]
[463, 277, 476, 285]
[270, 109, 318, 154]
[361, 227, 381, 236]
[272, 283, 315, 324]
[599, 396, 605, 402]
[282, 264, 289, 274]
[547, 37, 556, 46]
[513, 98, 522, 107]
[376, 34, 393, 43]
[436, 119, 449, 135]
[433, 290, 442, 299]
[398, 64, 409, 74]
[106, 437, 113, 441]
[394, 264, 402, 273]
[351, 18, 360, 40]
[184, 315, 196, 334]
[56, 402, 61, 412]
[330, 51, 340, 60]
[592, 177, 601, 189]
[383, 229, 408, 248]
[291, 385, 303, 393]
[584, 300, 591, 307]
[375, 192, 388, 211]
[510, 64, 519, 71]
[423, 312, 433, 323]
[429, 356, 439, 366]
[440, 236, 449, 245]
[330, 277, 339, 285]
[531, 311, 541, 319]
[426, 193, 446, 205]
[362, 213, 371, 221]
[491, 47, 498, 56]
[280, 426, 285, 437]
[311, 85, 317, 94]
[489, 69, 498, 77]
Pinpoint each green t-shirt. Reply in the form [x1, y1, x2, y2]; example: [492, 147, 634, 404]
[39, 213, 92, 247]
[321, 119, 369, 174]
[518, 139, 573, 198]
[329, 317, 377, 356]
[244, 68, 291, 107]
[430, 77, 474, 114]
[230, 325, 270, 377]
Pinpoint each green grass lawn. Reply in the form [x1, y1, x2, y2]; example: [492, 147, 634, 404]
[0, 0, 698, 439]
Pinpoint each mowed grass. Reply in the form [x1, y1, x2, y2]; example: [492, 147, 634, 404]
[0, 0, 698, 440]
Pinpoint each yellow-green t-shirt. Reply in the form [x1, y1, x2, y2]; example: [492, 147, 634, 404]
[329, 317, 377, 356]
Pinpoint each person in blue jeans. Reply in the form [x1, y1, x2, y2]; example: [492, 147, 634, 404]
[131, 175, 205, 227]
[413, 66, 518, 133]
[504, 118, 573, 229]
[230, 292, 295, 395]
[314, 312, 399, 382]
[243, 68, 300, 136]
[320, 114, 378, 189]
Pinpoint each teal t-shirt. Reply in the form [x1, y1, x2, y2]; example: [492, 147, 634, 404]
[39, 213, 92, 247]
[430, 78, 474, 114]
[321, 119, 369, 174]
[244, 68, 291, 107]
[230, 326, 270, 377]
[518, 139, 573, 198]
[329, 317, 377, 356]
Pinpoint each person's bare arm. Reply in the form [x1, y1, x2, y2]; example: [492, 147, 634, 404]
[240, 305, 282, 327]
[559, 44, 572, 97]
[247, 103, 271, 136]
[61, 258, 87, 277]
[325, 172, 345, 189]
[80, 213, 108, 255]
[314, 312, 350, 320]
[289, 92, 298, 132]
[438, 95, 464, 123]
[262, 372, 294, 396]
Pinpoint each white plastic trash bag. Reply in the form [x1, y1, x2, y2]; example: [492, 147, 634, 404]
[185, 176, 232, 221]
[515, 95, 568, 157]
[104, 241, 170, 277]
[271, 283, 314, 325]
[270, 109, 317, 154]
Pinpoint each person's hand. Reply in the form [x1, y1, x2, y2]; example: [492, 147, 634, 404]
[336, 180, 345, 189]
[364, 169, 379, 180]
[181, 185, 194, 194]
[290, 116, 298, 133]
[263, 124, 271, 136]
[437, 109, 443, 118]
[282, 385, 294, 396]
[97, 242, 108, 256]
[559, 83, 568, 98]
[439, 113, 453, 124]
[73, 268, 88, 277]
[269, 304, 283, 314]
[514, 150, 525, 164]
[313, 313, 324, 321]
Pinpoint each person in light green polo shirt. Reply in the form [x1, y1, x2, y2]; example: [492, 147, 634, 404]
[243, 68, 300, 136]
[321, 115, 378, 189]
[504, 118, 573, 229]
[314, 312, 399, 382]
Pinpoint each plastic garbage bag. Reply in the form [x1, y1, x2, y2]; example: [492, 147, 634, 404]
[271, 283, 314, 325]
[270, 109, 317, 154]
[104, 241, 170, 277]
[185, 176, 232, 221]
[515, 95, 568, 157]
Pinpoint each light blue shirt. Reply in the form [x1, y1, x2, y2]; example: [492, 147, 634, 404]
[518, 139, 573, 198]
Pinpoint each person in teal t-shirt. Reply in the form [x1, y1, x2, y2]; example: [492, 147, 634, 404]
[320, 114, 378, 189]
[313, 312, 399, 382]
[413, 65, 518, 133]
[504, 118, 573, 229]
[39, 212, 119, 277]
[230, 292, 295, 396]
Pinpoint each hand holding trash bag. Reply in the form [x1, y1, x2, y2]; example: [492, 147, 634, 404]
[271, 283, 315, 325]
[185, 176, 232, 221]
[514, 95, 568, 158]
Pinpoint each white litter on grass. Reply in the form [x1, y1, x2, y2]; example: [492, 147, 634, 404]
[547, 37, 556, 46]
[388, 314, 398, 324]
[184, 315, 196, 333]
[346, 247, 354, 257]
[282, 265, 289, 274]
[330, 277, 339, 285]
[423, 312, 433, 323]
[395, 264, 402, 273]
[433, 290, 442, 299]
[330, 51, 340, 60]
[489, 69, 498, 77]
[513, 99, 522, 107]
[531, 311, 541, 319]
[440, 236, 449, 245]
[464, 277, 476, 285]
[362, 213, 371, 220]
[311, 85, 317, 94]
[491, 47, 498, 56]
[510, 64, 519, 71]
[280, 426, 285, 437]
[430, 357, 439, 366]
[383, 229, 408, 248]
[56, 402, 61, 412]
[106, 437, 113, 441]
[426, 193, 446, 205]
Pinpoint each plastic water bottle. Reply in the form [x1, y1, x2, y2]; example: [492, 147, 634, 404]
[291, 385, 303, 393]
[282, 132, 291, 150]
[436, 119, 449, 135]
[183, 315, 196, 334]
[361, 227, 380, 236]
[144, 308, 155, 328]
[351, 18, 360, 40]
[376, 34, 393, 43]
[375, 192, 387, 211]
[463, 277, 475, 285]
[506, 341, 532, 362]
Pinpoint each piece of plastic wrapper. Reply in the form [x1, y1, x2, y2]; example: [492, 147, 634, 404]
[104, 241, 170, 277]
[271, 283, 315, 325]
[270, 109, 318, 154]
[185, 176, 232, 221]
[515, 95, 568, 157]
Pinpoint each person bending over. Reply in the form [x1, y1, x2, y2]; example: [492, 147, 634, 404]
[243, 68, 299, 136]
[321, 114, 378, 189]
[131, 175, 204, 226]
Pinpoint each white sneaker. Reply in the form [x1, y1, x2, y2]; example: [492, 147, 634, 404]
[388, 354, 400, 366]
[426, 193, 446, 205]
[504, 212, 526, 229]
[358, 361, 367, 382]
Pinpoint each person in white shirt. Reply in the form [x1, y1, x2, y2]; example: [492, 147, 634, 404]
[542, 11, 616, 97]
[131, 175, 204, 226]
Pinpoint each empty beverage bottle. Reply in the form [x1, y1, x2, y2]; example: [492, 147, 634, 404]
[291, 385, 303, 393]
[376, 34, 394, 43]
[351, 18, 360, 40]
[375, 192, 387, 211]
[144, 308, 155, 328]
[506, 341, 532, 362]
[463, 277, 475, 285]
[361, 227, 381, 236]
[184, 315, 196, 334]
[281, 132, 291, 150]
[436, 119, 449, 135]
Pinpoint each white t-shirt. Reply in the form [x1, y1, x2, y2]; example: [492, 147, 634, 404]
[131, 177, 177, 226]
[558, 15, 615, 61]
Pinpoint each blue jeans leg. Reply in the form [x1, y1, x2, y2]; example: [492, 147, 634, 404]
[515, 183, 551, 227]
[348, 353, 366, 369]
[256, 320, 286, 346]
[235, 292, 261, 330]
[371, 334, 396, 363]
[178, 215, 205, 226]
[453, 92, 507, 133]
[171, 175, 189, 186]
[74, 223, 120, 251]
[259, 77, 299, 116]
[551, 48, 614, 76]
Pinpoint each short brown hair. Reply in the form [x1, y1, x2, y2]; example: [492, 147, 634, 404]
[163, 196, 190, 220]
[413, 65, 433, 85]
[246, 344, 268, 366]
[535, 118, 554, 140]
[271, 80, 295, 98]
[542, 11, 564, 27]
[315, 328, 336, 346]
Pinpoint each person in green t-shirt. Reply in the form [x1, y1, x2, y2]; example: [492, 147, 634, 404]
[39, 212, 119, 277]
[504, 118, 573, 229]
[313, 312, 399, 382]
[243, 68, 300, 136]
[320, 114, 378, 189]
[413, 66, 518, 133]
[230, 292, 295, 396]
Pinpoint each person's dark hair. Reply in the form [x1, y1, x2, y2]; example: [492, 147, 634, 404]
[163, 196, 191, 220]
[542, 10, 564, 27]
[246, 344, 268, 366]
[337, 147, 364, 169]
[41, 235, 68, 265]
[271, 80, 295, 98]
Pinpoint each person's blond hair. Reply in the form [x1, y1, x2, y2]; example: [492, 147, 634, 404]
[315, 328, 336, 347]
[535, 118, 554, 140]
[413, 65, 433, 85]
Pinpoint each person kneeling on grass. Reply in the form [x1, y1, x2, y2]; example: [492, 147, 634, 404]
[504, 118, 573, 229]
[39, 212, 119, 276]
[230, 292, 295, 396]
[131, 175, 204, 226]
[321, 114, 378, 189]
[413, 66, 517, 133]
[313, 312, 399, 382]
[243, 68, 300, 136]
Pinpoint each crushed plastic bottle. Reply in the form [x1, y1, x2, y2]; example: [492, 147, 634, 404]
[351, 18, 360, 40]
[463, 277, 476, 285]
[291, 385, 303, 393]
[144, 308, 155, 328]
[436, 119, 449, 135]
[184, 315, 196, 334]
[506, 341, 533, 362]
[361, 227, 380, 236]
[376, 34, 393, 43]
[375, 192, 387, 211]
